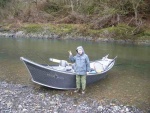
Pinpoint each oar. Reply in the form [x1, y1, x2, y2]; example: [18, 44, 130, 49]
[49, 58, 61, 63]
[49, 58, 72, 65]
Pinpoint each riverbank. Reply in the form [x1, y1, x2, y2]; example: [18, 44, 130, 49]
[0, 31, 150, 46]
[0, 23, 150, 45]
[0, 81, 145, 113]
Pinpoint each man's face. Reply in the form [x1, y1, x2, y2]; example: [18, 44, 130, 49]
[78, 49, 83, 55]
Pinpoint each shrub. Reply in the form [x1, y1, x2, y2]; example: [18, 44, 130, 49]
[0, 0, 10, 8]
[22, 24, 43, 33]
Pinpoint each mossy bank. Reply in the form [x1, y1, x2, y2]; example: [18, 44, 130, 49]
[0, 23, 150, 45]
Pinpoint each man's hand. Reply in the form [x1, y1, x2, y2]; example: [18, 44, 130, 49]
[68, 51, 72, 56]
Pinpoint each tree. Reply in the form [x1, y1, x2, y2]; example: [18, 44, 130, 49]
[130, 0, 143, 25]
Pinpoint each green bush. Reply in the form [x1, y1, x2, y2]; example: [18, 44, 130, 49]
[47, 24, 75, 35]
[42, 1, 61, 14]
[0, 0, 10, 8]
[88, 24, 135, 39]
[143, 30, 150, 36]
[22, 24, 43, 33]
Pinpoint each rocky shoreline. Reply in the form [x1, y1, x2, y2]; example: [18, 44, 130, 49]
[0, 81, 145, 113]
[0, 31, 150, 45]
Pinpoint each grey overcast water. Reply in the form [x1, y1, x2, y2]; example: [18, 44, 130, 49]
[0, 37, 149, 110]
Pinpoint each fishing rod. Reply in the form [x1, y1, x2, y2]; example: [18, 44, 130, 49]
[104, 56, 117, 71]
[27, 50, 50, 65]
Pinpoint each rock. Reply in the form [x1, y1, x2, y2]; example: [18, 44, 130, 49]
[7, 101, 13, 108]
[18, 105, 23, 109]
[0, 81, 145, 113]
[49, 101, 57, 105]
[97, 105, 103, 111]
[0, 28, 6, 32]
[15, 31, 24, 37]
[125, 107, 129, 112]
[22, 109, 28, 112]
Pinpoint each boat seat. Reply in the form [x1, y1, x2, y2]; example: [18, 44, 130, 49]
[51, 65, 74, 72]
[59, 60, 69, 67]
[90, 62, 104, 73]
[59, 60, 75, 72]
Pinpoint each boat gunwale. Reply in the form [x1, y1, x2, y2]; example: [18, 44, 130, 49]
[20, 57, 115, 76]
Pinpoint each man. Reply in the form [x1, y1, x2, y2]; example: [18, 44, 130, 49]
[69, 46, 90, 94]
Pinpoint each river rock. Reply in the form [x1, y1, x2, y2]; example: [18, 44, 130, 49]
[0, 81, 145, 113]
[15, 31, 24, 37]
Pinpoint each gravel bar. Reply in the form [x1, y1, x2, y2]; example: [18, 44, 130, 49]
[0, 81, 145, 113]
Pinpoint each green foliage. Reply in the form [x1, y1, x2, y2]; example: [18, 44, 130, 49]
[42, 1, 61, 14]
[47, 24, 76, 35]
[143, 30, 150, 36]
[77, 1, 96, 15]
[0, 0, 10, 7]
[87, 29, 103, 37]
[107, 24, 135, 39]
[84, 5, 95, 15]
[22, 23, 76, 35]
[22, 24, 43, 33]
[85, 23, 136, 39]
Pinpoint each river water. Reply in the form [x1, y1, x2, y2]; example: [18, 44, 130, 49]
[0, 37, 149, 110]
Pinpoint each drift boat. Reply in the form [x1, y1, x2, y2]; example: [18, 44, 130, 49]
[20, 55, 117, 89]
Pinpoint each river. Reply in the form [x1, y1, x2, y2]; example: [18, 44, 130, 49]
[0, 37, 149, 111]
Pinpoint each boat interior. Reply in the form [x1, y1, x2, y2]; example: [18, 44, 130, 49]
[46, 58, 113, 74]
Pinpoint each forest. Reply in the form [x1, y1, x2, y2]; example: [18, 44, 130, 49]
[0, 0, 150, 40]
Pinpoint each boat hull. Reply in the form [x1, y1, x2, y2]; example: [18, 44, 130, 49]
[24, 61, 76, 89]
[21, 57, 115, 90]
